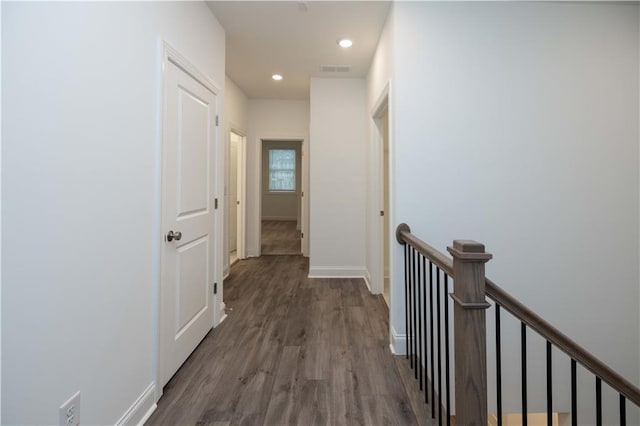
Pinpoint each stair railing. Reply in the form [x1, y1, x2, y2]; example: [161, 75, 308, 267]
[396, 223, 640, 426]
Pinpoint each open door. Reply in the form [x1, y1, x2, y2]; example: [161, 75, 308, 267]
[159, 46, 218, 388]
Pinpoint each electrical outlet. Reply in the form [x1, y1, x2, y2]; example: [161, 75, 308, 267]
[59, 391, 80, 426]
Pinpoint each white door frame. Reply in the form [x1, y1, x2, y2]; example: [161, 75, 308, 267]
[227, 127, 247, 263]
[233, 129, 247, 261]
[155, 41, 221, 400]
[256, 137, 308, 257]
[370, 82, 392, 297]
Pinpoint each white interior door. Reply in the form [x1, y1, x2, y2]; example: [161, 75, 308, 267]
[160, 57, 217, 387]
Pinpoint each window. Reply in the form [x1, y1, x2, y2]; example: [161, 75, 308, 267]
[268, 149, 296, 192]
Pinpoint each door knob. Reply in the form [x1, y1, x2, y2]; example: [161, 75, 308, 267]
[166, 230, 182, 242]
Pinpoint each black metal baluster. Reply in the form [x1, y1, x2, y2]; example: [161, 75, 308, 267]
[429, 261, 435, 418]
[423, 256, 428, 402]
[437, 267, 442, 426]
[404, 243, 409, 360]
[413, 250, 420, 380]
[546, 341, 552, 426]
[620, 394, 626, 426]
[496, 304, 502, 426]
[444, 274, 451, 426]
[596, 377, 602, 426]
[417, 253, 423, 389]
[408, 247, 414, 368]
[522, 322, 528, 426]
[571, 359, 577, 426]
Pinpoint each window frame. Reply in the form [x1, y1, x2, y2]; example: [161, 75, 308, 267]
[267, 148, 297, 193]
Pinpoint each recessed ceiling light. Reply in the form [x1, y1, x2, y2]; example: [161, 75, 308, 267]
[338, 39, 353, 48]
[272, 74, 283, 81]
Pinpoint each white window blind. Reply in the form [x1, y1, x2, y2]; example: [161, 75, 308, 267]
[268, 149, 296, 192]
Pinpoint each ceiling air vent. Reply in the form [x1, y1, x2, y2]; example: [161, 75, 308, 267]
[319, 65, 351, 73]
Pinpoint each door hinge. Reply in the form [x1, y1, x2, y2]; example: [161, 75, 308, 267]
[301, 191, 304, 197]
[216, 115, 219, 126]
[380, 210, 384, 217]
[215, 198, 218, 209]
[301, 232, 304, 239]
[214, 282, 217, 294]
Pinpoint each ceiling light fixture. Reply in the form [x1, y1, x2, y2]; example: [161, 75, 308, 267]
[272, 74, 283, 81]
[338, 39, 353, 48]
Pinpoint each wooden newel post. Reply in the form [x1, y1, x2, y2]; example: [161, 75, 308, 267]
[447, 240, 492, 425]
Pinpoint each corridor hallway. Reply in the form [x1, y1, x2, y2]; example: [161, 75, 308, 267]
[261, 220, 302, 255]
[147, 256, 431, 425]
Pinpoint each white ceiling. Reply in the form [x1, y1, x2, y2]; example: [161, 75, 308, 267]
[207, 1, 391, 100]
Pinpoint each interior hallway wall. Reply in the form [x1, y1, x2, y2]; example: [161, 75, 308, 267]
[246, 99, 309, 257]
[2, 2, 225, 424]
[309, 78, 367, 277]
[392, 2, 639, 420]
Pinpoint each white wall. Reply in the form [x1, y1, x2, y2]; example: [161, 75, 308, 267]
[309, 78, 367, 278]
[246, 99, 309, 257]
[223, 77, 248, 277]
[0, 2, 3, 420]
[261, 141, 302, 221]
[2, 2, 225, 424]
[392, 2, 639, 421]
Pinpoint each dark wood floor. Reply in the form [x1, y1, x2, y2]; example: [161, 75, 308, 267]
[261, 220, 301, 255]
[147, 256, 431, 426]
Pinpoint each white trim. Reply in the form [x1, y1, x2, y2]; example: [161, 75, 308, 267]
[363, 269, 373, 292]
[370, 82, 391, 298]
[227, 125, 247, 263]
[370, 82, 390, 117]
[390, 326, 406, 355]
[218, 302, 227, 325]
[262, 216, 297, 221]
[115, 383, 156, 426]
[163, 43, 221, 96]
[308, 267, 366, 278]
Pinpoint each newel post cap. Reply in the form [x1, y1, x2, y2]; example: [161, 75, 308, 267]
[447, 240, 492, 262]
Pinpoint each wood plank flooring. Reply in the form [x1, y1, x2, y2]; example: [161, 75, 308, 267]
[147, 256, 432, 426]
[261, 220, 301, 255]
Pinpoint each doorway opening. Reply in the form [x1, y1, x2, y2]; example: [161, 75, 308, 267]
[381, 109, 390, 305]
[260, 140, 303, 256]
[228, 130, 246, 266]
[371, 86, 391, 307]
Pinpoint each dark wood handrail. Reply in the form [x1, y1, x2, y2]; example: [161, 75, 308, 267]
[485, 278, 640, 407]
[396, 224, 454, 277]
[396, 223, 640, 408]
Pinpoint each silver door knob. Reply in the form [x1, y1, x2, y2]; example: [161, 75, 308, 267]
[166, 230, 182, 242]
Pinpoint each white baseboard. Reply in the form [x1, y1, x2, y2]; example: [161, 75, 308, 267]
[217, 302, 227, 326]
[115, 382, 156, 426]
[391, 326, 407, 355]
[308, 266, 366, 278]
[363, 270, 372, 292]
[218, 313, 228, 325]
[262, 216, 297, 221]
